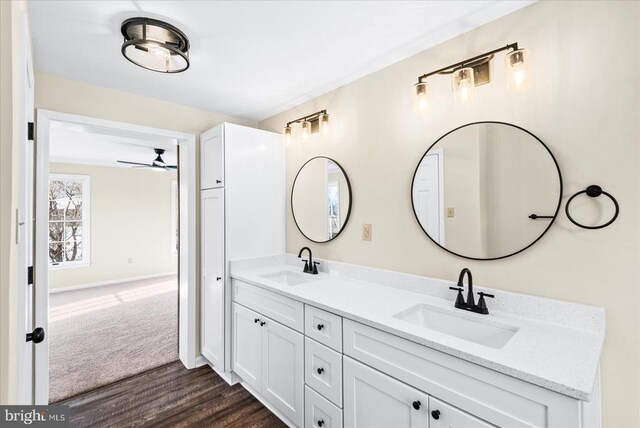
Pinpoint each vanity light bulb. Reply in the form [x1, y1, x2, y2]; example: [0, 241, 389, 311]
[414, 81, 429, 113]
[452, 67, 475, 104]
[505, 48, 531, 92]
[283, 126, 292, 146]
[320, 113, 330, 137]
[301, 121, 310, 141]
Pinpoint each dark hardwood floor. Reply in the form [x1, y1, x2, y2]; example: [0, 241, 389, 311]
[56, 361, 286, 428]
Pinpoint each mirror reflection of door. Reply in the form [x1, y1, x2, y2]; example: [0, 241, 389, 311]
[327, 181, 340, 239]
[412, 149, 444, 245]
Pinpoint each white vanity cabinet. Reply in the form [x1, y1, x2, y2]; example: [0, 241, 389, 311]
[199, 123, 284, 375]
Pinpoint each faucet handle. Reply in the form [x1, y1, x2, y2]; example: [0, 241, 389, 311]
[449, 286, 463, 292]
[476, 292, 494, 314]
[301, 259, 310, 273]
[449, 287, 466, 308]
[312, 261, 320, 275]
[477, 292, 494, 299]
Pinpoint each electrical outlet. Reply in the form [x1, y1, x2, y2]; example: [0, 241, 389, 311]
[447, 208, 455, 218]
[362, 224, 372, 241]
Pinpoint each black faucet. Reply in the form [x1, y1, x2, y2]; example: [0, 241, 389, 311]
[297, 247, 319, 274]
[449, 268, 494, 314]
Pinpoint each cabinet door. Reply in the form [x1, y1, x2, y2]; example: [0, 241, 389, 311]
[429, 397, 493, 428]
[344, 357, 430, 428]
[201, 124, 224, 189]
[261, 317, 304, 427]
[232, 303, 262, 392]
[201, 188, 225, 367]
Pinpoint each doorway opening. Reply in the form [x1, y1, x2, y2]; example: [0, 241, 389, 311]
[34, 111, 197, 404]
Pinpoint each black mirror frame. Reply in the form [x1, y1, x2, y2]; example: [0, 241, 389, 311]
[291, 156, 353, 244]
[410, 121, 563, 261]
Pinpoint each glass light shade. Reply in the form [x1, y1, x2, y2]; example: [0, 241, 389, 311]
[283, 126, 292, 146]
[505, 48, 531, 91]
[320, 113, 330, 137]
[414, 81, 429, 113]
[301, 121, 310, 140]
[452, 68, 475, 104]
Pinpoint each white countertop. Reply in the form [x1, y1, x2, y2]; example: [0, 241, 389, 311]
[230, 255, 605, 401]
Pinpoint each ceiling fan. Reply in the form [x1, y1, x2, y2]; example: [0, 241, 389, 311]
[117, 148, 177, 171]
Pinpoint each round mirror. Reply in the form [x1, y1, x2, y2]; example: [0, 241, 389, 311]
[292, 157, 352, 243]
[411, 122, 562, 260]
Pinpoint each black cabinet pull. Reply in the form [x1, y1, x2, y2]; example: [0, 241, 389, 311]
[260, 321, 266, 326]
[316, 367, 324, 375]
[216, 179, 221, 184]
[26, 327, 45, 344]
[431, 410, 440, 420]
[317, 324, 324, 331]
[412, 400, 421, 410]
[254, 318, 260, 324]
[317, 420, 324, 427]
[216, 277, 222, 281]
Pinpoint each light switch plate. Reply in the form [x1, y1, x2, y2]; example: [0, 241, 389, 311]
[362, 224, 372, 241]
[447, 208, 455, 218]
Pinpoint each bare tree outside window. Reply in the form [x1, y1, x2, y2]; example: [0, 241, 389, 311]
[49, 175, 89, 266]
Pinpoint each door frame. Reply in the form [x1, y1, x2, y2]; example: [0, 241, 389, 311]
[34, 110, 198, 404]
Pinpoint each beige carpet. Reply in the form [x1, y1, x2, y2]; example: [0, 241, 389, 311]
[49, 275, 178, 403]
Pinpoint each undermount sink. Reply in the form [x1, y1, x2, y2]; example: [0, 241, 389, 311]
[393, 304, 518, 349]
[260, 271, 318, 286]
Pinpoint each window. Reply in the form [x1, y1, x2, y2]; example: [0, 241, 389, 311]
[48, 174, 90, 268]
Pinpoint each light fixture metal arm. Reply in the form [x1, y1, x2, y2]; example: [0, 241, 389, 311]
[417, 42, 518, 83]
[287, 109, 328, 126]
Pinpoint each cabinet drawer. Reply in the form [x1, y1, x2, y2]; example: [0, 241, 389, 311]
[232, 279, 304, 332]
[305, 305, 342, 352]
[305, 338, 343, 407]
[305, 385, 343, 428]
[343, 319, 573, 428]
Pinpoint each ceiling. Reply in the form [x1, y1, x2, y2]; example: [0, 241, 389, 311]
[50, 120, 178, 169]
[29, 1, 534, 121]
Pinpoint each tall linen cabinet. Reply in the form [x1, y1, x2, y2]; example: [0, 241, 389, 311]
[200, 122, 285, 374]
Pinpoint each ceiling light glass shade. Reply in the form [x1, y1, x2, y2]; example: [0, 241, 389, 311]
[121, 17, 190, 73]
[452, 68, 475, 104]
[505, 48, 531, 91]
[414, 81, 429, 113]
[301, 121, 310, 140]
[283, 125, 292, 146]
[320, 113, 330, 137]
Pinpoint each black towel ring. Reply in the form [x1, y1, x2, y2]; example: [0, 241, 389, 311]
[565, 185, 619, 230]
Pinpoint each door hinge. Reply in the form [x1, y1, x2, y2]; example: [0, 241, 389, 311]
[27, 122, 34, 141]
[27, 266, 33, 285]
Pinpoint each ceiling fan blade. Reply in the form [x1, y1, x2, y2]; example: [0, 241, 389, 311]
[117, 160, 153, 167]
[164, 165, 178, 169]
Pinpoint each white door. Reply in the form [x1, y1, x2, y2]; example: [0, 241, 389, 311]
[261, 317, 304, 427]
[200, 124, 224, 189]
[429, 397, 493, 428]
[232, 303, 262, 392]
[413, 149, 444, 245]
[344, 356, 430, 428]
[201, 188, 225, 367]
[17, 9, 37, 404]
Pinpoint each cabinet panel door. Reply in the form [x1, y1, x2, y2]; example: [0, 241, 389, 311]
[232, 303, 262, 392]
[201, 125, 224, 189]
[201, 188, 225, 367]
[261, 317, 304, 427]
[429, 397, 494, 428]
[344, 356, 429, 428]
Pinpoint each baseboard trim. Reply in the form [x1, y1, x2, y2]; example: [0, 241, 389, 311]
[209, 364, 239, 386]
[49, 272, 178, 293]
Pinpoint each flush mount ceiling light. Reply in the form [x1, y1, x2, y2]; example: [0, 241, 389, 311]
[414, 42, 530, 111]
[282, 110, 330, 146]
[121, 17, 190, 73]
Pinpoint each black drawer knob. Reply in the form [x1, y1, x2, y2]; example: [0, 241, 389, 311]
[26, 327, 45, 344]
[412, 400, 421, 410]
[317, 420, 324, 427]
[254, 318, 260, 323]
[431, 410, 440, 420]
[216, 179, 221, 184]
[317, 367, 324, 375]
[216, 277, 222, 281]
[260, 321, 266, 326]
[317, 324, 324, 331]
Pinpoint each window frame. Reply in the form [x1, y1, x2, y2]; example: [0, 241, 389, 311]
[48, 173, 91, 270]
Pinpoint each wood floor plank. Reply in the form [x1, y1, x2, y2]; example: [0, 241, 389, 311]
[56, 361, 286, 428]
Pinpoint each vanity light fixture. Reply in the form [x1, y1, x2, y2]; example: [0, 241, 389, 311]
[121, 17, 190, 73]
[414, 42, 530, 109]
[282, 109, 330, 145]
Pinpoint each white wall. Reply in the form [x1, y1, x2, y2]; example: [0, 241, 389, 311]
[260, 2, 640, 426]
[48, 163, 177, 290]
